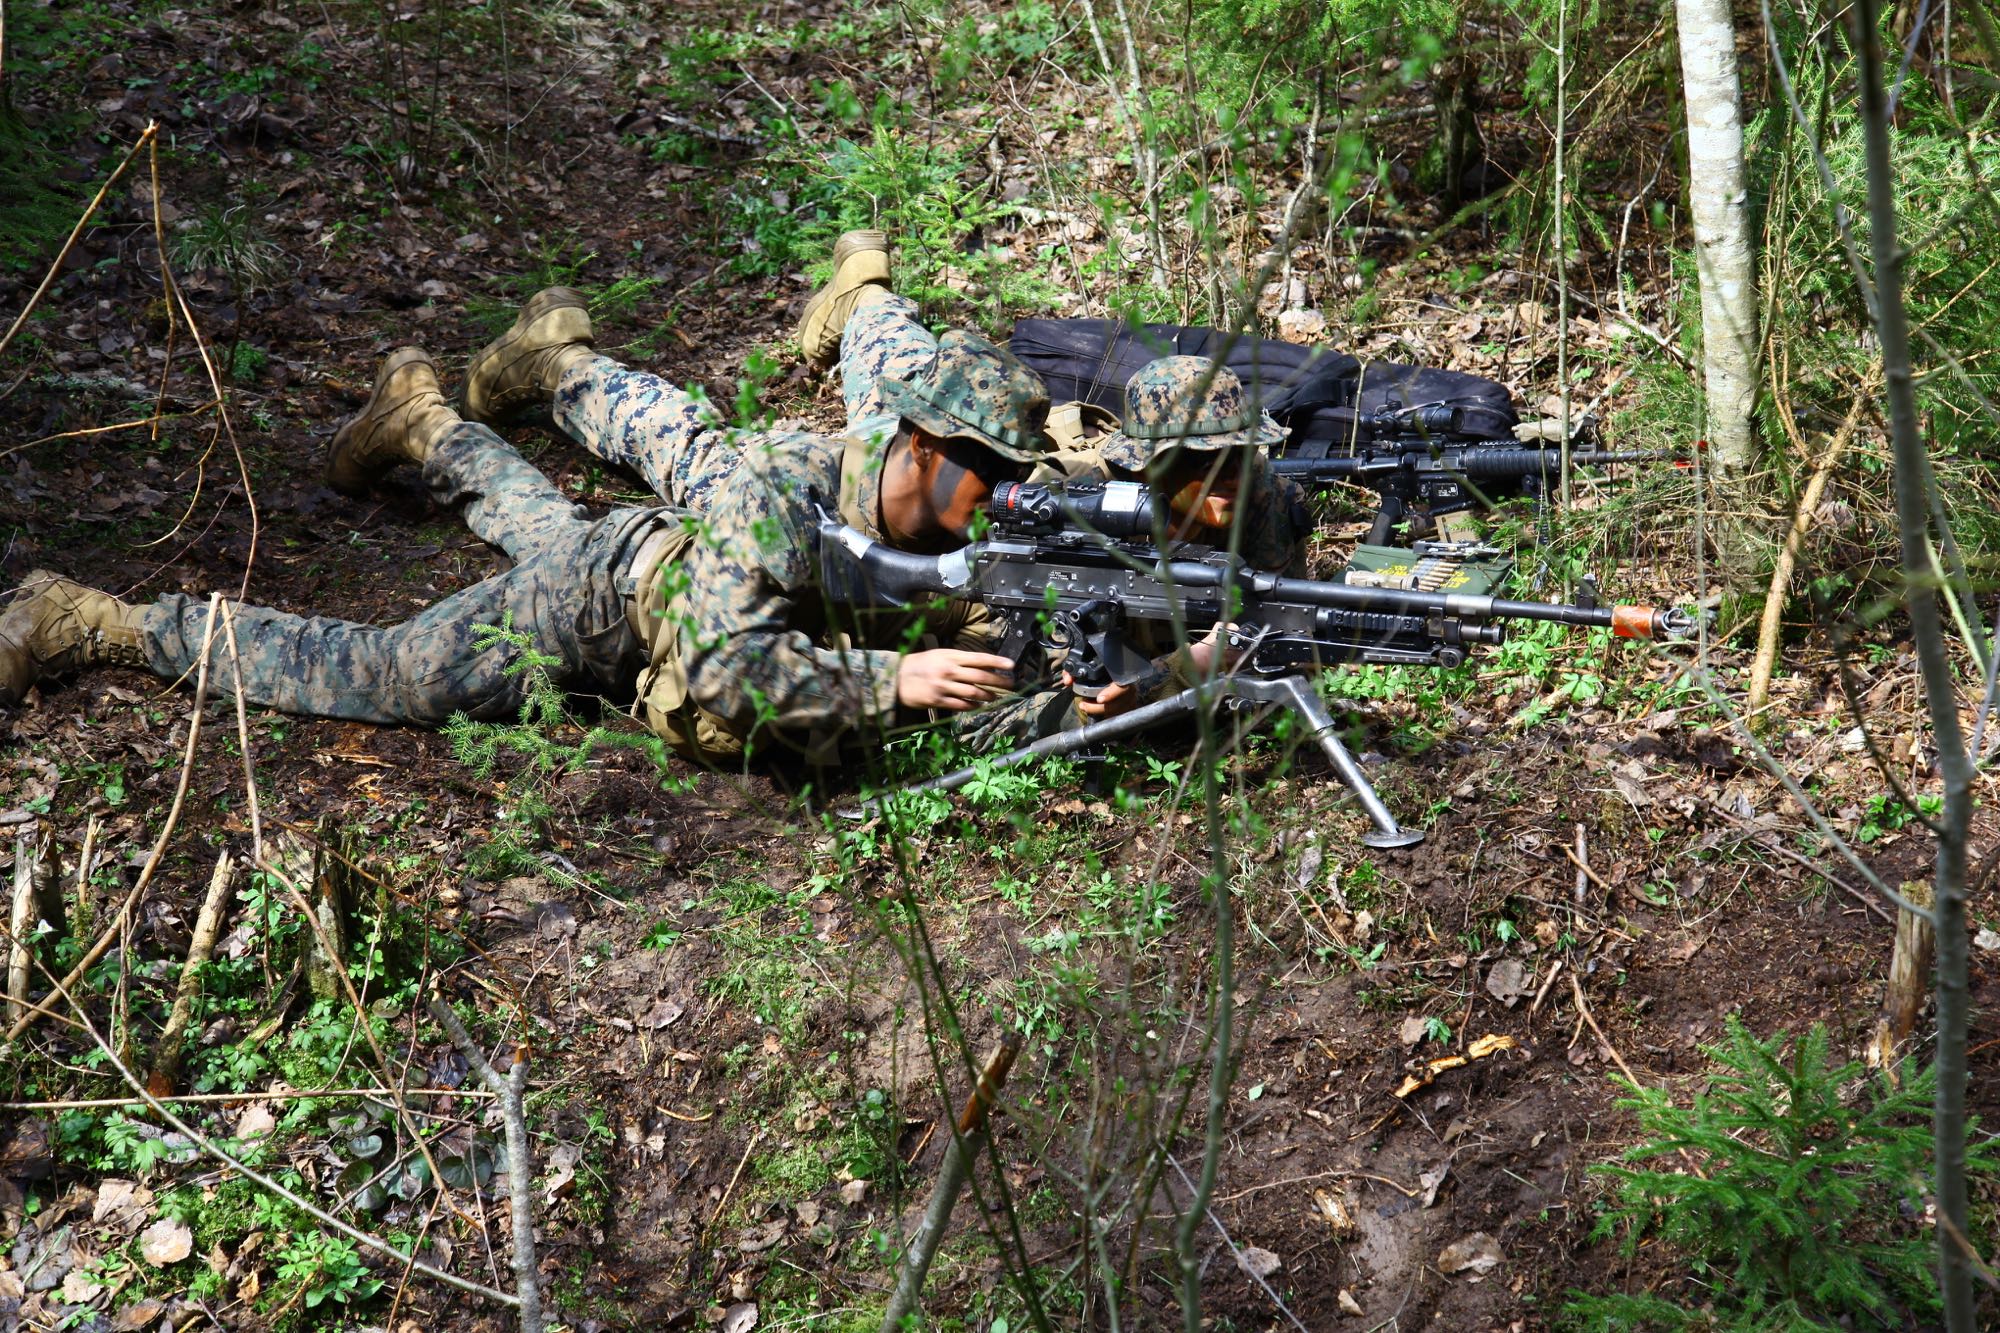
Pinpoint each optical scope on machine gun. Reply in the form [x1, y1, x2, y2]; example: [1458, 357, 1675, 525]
[1267, 402, 1678, 544]
[821, 480, 1693, 849]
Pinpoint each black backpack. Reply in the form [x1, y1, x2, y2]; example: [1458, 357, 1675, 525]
[1007, 318, 1519, 456]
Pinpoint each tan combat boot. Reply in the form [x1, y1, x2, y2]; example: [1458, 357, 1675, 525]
[325, 347, 460, 497]
[0, 571, 149, 706]
[798, 230, 894, 368]
[464, 287, 596, 423]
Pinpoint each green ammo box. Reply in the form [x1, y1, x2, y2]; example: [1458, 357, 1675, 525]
[1341, 541, 1516, 597]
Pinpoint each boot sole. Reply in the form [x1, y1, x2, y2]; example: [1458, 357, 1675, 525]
[326, 347, 440, 497]
[799, 230, 891, 368]
[465, 286, 593, 423]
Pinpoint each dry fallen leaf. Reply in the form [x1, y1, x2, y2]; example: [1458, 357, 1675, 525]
[1312, 1188, 1355, 1235]
[92, 1179, 153, 1228]
[1485, 959, 1531, 1007]
[1235, 1246, 1282, 1280]
[1438, 1231, 1504, 1277]
[1338, 1288, 1364, 1316]
[719, 1301, 759, 1333]
[139, 1217, 193, 1266]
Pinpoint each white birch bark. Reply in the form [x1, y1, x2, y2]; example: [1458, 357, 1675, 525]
[1676, 0, 1759, 569]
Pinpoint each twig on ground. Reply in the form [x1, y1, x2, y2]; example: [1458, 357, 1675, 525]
[428, 997, 545, 1333]
[1570, 972, 1642, 1087]
[148, 851, 238, 1090]
[713, 1125, 766, 1229]
[1749, 386, 1870, 710]
[1572, 824, 1590, 905]
[218, 604, 266, 864]
[1211, 1167, 1419, 1204]
[5, 593, 222, 1044]
[1529, 957, 1568, 1020]
[1563, 842, 1613, 899]
[71, 816, 102, 935]
[657, 110, 762, 147]
[6, 828, 41, 1024]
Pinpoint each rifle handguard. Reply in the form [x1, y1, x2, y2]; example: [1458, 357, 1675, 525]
[1613, 605, 1696, 640]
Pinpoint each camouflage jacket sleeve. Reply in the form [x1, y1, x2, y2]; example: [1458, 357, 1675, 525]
[674, 461, 903, 733]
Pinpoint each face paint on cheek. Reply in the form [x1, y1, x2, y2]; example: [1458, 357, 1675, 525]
[929, 453, 976, 517]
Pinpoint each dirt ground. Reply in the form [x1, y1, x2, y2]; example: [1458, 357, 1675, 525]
[2, 1, 1996, 1330]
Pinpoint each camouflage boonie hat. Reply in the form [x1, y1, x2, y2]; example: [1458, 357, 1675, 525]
[1100, 355, 1288, 471]
[878, 330, 1051, 463]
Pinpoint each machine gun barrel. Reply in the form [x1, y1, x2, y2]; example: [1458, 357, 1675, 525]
[1159, 561, 1692, 641]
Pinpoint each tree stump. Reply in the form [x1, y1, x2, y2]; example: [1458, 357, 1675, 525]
[1867, 879, 1935, 1075]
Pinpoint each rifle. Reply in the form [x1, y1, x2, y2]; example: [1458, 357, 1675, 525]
[1268, 403, 1678, 543]
[821, 480, 1692, 848]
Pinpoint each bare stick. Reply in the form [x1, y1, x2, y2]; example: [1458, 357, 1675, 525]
[148, 851, 238, 1091]
[30, 962, 517, 1307]
[1167, 1157, 1312, 1333]
[880, 1036, 1022, 1333]
[1570, 972, 1642, 1087]
[6, 828, 40, 1023]
[0, 124, 160, 363]
[256, 849, 455, 1214]
[1572, 824, 1589, 906]
[429, 997, 545, 1333]
[71, 816, 101, 935]
[1748, 389, 1869, 710]
[712, 1124, 765, 1228]
[218, 604, 265, 864]
[5, 594, 222, 1043]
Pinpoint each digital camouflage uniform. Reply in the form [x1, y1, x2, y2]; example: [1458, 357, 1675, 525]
[139, 330, 1041, 764]
[143, 422, 654, 725]
[538, 290, 934, 510]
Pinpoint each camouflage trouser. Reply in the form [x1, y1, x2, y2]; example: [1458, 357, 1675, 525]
[551, 355, 739, 510]
[140, 424, 656, 725]
[547, 295, 936, 507]
[839, 293, 935, 444]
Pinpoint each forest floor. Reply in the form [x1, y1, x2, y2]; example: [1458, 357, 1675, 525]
[1, 1, 1996, 1330]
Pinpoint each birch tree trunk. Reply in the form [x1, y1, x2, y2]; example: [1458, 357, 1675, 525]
[1676, 0, 1759, 580]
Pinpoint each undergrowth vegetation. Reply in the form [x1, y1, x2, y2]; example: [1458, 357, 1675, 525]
[1566, 1020, 1997, 1332]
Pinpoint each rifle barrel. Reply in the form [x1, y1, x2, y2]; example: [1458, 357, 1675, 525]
[1163, 560, 1686, 640]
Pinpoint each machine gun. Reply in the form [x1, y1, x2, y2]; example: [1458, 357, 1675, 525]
[1267, 403, 1678, 543]
[820, 480, 1692, 848]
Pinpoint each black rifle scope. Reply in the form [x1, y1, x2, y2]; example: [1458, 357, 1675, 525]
[989, 480, 1163, 539]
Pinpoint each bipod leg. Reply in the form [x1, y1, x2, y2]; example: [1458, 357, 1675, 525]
[846, 686, 1210, 819]
[1226, 675, 1423, 849]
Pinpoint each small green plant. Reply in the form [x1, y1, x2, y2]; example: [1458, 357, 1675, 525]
[170, 202, 288, 292]
[273, 1231, 382, 1309]
[1564, 1018, 1994, 1331]
[444, 616, 693, 876]
[230, 341, 268, 384]
[1856, 791, 1938, 843]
